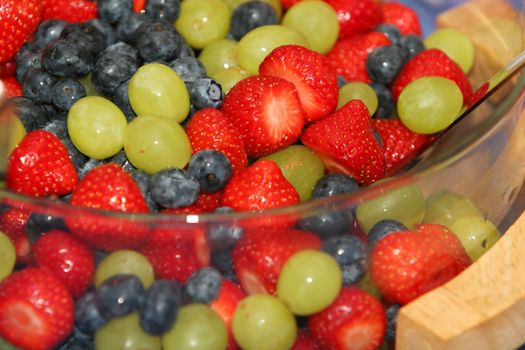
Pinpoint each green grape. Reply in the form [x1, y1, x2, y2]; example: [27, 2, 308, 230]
[129, 63, 190, 124]
[79, 75, 102, 96]
[7, 113, 25, 155]
[232, 294, 297, 350]
[356, 179, 425, 233]
[281, 0, 339, 54]
[226, 0, 283, 18]
[450, 216, 500, 261]
[210, 67, 251, 94]
[424, 29, 475, 74]
[237, 25, 310, 75]
[0, 232, 16, 282]
[338, 82, 379, 114]
[262, 145, 324, 201]
[277, 250, 342, 316]
[175, 0, 231, 50]
[0, 336, 21, 350]
[95, 250, 155, 288]
[423, 190, 483, 228]
[357, 272, 382, 300]
[397, 76, 463, 135]
[124, 115, 192, 174]
[163, 304, 227, 350]
[198, 39, 239, 75]
[68, 96, 127, 159]
[95, 313, 162, 350]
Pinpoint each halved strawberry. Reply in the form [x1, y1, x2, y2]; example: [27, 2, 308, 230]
[325, 0, 383, 40]
[380, 1, 422, 36]
[41, 0, 98, 23]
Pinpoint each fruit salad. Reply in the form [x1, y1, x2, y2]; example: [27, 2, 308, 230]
[0, 0, 522, 349]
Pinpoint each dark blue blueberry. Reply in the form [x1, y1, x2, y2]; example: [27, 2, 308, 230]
[15, 49, 43, 83]
[187, 150, 232, 193]
[88, 19, 118, 47]
[96, 274, 144, 320]
[135, 20, 183, 62]
[312, 173, 359, 198]
[230, 1, 278, 40]
[366, 45, 406, 84]
[97, 0, 133, 25]
[52, 79, 86, 110]
[0, 203, 10, 216]
[337, 75, 347, 88]
[139, 279, 182, 335]
[189, 77, 223, 110]
[60, 22, 107, 57]
[297, 209, 352, 238]
[92, 42, 139, 96]
[113, 79, 136, 121]
[206, 207, 244, 251]
[399, 34, 425, 59]
[22, 70, 57, 103]
[149, 168, 200, 208]
[16, 41, 39, 60]
[370, 82, 395, 119]
[368, 219, 407, 248]
[385, 304, 400, 342]
[26, 212, 68, 244]
[145, 0, 181, 22]
[169, 56, 207, 85]
[109, 150, 135, 173]
[35, 19, 68, 49]
[321, 235, 367, 285]
[75, 291, 107, 333]
[43, 40, 94, 78]
[375, 24, 402, 45]
[55, 329, 94, 350]
[43, 117, 69, 139]
[130, 169, 158, 213]
[116, 12, 149, 44]
[93, 250, 108, 267]
[78, 159, 105, 179]
[178, 41, 196, 58]
[60, 137, 89, 173]
[184, 267, 222, 304]
[7, 97, 50, 131]
[211, 248, 238, 283]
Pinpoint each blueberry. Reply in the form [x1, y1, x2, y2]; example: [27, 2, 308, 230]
[184, 267, 222, 304]
[60, 22, 107, 57]
[92, 42, 139, 96]
[42, 118, 68, 139]
[97, 0, 133, 25]
[368, 219, 407, 248]
[206, 206, 244, 250]
[297, 209, 352, 238]
[109, 150, 135, 173]
[15, 49, 43, 83]
[375, 24, 402, 45]
[135, 20, 183, 62]
[187, 150, 232, 193]
[75, 291, 107, 333]
[337, 75, 347, 88]
[116, 12, 149, 44]
[139, 279, 182, 335]
[61, 136, 89, 172]
[93, 250, 108, 267]
[52, 79, 86, 110]
[35, 19, 68, 49]
[385, 304, 400, 342]
[26, 213, 68, 244]
[149, 168, 200, 208]
[230, 1, 278, 40]
[113, 79, 136, 121]
[56, 329, 94, 350]
[145, 0, 181, 23]
[169, 56, 207, 85]
[399, 34, 425, 59]
[321, 235, 367, 284]
[370, 82, 395, 119]
[7, 97, 50, 131]
[211, 248, 238, 283]
[96, 274, 144, 320]
[43, 39, 94, 78]
[22, 70, 57, 103]
[178, 41, 196, 58]
[78, 159, 105, 179]
[366, 45, 406, 84]
[189, 77, 223, 110]
[88, 19, 118, 47]
[130, 169, 158, 212]
[312, 173, 359, 198]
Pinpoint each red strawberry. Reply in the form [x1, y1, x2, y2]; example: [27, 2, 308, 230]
[0, 267, 74, 350]
[280, 0, 301, 9]
[41, 0, 98, 23]
[222, 159, 300, 212]
[210, 280, 246, 349]
[325, 0, 383, 40]
[467, 82, 489, 108]
[133, 0, 146, 12]
[232, 228, 321, 295]
[372, 118, 434, 175]
[308, 286, 386, 350]
[66, 163, 150, 252]
[259, 45, 338, 123]
[2, 76, 22, 98]
[0, 0, 42, 64]
[292, 330, 322, 350]
[185, 108, 248, 173]
[0, 60, 16, 78]
[327, 32, 391, 83]
[7, 130, 78, 197]
[302, 100, 386, 185]
[162, 191, 223, 215]
[0, 208, 31, 264]
[391, 48, 473, 102]
[32, 230, 95, 298]
[221, 75, 306, 157]
[380, 1, 422, 36]
[369, 223, 471, 304]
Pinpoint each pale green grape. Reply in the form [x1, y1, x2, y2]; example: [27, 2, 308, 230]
[128, 63, 190, 124]
[338, 82, 378, 114]
[163, 304, 227, 350]
[175, 0, 231, 50]
[423, 190, 483, 228]
[424, 29, 475, 74]
[450, 216, 500, 261]
[226, 0, 282, 18]
[262, 145, 324, 201]
[68, 96, 127, 159]
[232, 294, 297, 350]
[0, 232, 16, 282]
[356, 180, 425, 233]
[281, 0, 339, 54]
[95, 250, 155, 288]
[7, 113, 25, 155]
[0, 336, 20, 350]
[238, 25, 310, 75]
[357, 272, 382, 300]
[79, 75, 102, 96]
[397, 76, 463, 135]
[198, 39, 239, 75]
[124, 115, 192, 174]
[95, 313, 162, 350]
[277, 250, 342, 316]
[210, 67, 251, 94]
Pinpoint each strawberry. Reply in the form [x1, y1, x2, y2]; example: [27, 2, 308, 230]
[380, 1, 422, 36]
[221, 75, 306, 157]
[0, 208, 31, 264]
[302, 100, 386, 185]
[467, 82, 489, 108]
[327, 32, 391, 83]
[222, 159, 300, 212]
[32, 230, 95, 298]
[185, 108, 248, 173]
[133, 0, 146, 12]
[308, 286, 386, 350]
[41, 0, 98, 23]
[1, 76, 22, 98]
[210, 280, 246, 350]
[391, 48, 473, 102]
[232, 228, 321, 295]
[292, 330, 322, 350]
[280, 0, 301, 9]
[372, 118, 434, 175]
[0, 0, 42, 64]
[0, 267, 74, 350]
[162, 191, 223, 215]
[325, 0, 383, 40]
[66, 163, 150, 252]
[369, 223, 471, 304]
[0, 60, 16, 78]
[6, 130, 78, 198]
